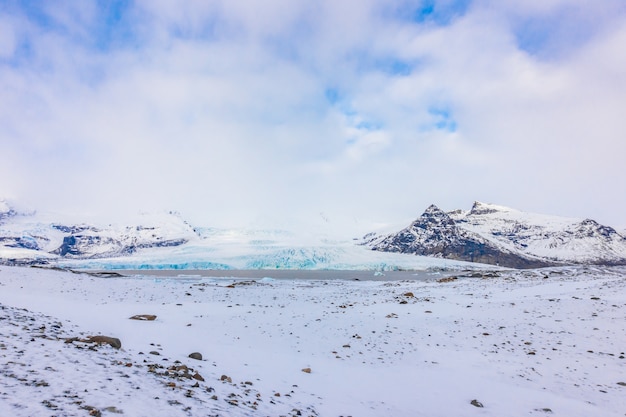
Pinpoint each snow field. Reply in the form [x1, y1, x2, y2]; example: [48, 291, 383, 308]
[0, 266, 625, 416]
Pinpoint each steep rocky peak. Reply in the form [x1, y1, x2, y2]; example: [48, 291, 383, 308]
[422, 204, 443, 215]
[411, 204, 457, 230]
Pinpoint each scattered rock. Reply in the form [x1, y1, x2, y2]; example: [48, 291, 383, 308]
[188, 352, 203, 360]
[617, 382, 626, 387]
[81, 406, 102, 416]
[402, 292, 414, 297]
[301, 368, 312, 374]
[220, 375, 233, 383]
[85, 336, 122, 349]
[470, 399, 484, 408]
[192, 372, 205, 382]
[149, 351, 160, 356]
[129, 314, 157, 321]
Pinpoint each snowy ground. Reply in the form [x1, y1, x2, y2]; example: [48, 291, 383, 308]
[0, 266, 625, 417]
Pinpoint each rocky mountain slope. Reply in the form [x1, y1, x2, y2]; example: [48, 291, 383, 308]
[0, 201, 196, 265]
[364, 202, 626, 268]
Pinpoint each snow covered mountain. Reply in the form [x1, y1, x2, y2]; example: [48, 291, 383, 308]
[0, 200, 481, 271]
[4, 199, 623, 270]
[364, 202, 626, 268]
[0, 201, 197, 265]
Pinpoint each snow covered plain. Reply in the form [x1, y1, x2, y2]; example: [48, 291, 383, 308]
[1, 266, 625, 417]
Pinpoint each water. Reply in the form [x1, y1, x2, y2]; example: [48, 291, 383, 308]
[103, 269, 456, 281]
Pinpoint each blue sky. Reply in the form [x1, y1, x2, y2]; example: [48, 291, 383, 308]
[1, 0, 626, 233]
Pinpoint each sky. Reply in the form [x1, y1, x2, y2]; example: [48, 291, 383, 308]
[1, 0, 625, 235]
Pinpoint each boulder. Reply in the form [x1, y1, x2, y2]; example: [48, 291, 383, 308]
[129, 314, 157, 321]
[86, 336, 122, 349]
[470, 399, 484, 408]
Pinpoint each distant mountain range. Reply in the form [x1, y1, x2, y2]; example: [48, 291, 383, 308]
[1, 200, 625, 270]
[0, 200, 472, 271]
[0, 201, 195, 265]
[363, 202, 626, 268]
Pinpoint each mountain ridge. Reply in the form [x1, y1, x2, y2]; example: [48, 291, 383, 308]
[0, 200, 482, 271]
[2, 199, 625, 270]
[364, 201, 626, 268]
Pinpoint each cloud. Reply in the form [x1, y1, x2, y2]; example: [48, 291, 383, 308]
[1, 0, 625, 234]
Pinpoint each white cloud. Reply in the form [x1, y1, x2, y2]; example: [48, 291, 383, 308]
[0, 1, 625, 233]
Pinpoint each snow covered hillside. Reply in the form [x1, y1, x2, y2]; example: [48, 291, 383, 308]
[0, 201, 197, 265]
[365, 202, 626, 268]
[450, 202, 626, 264]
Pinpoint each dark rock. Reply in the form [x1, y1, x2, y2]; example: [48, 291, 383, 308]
[129, 314, 157, 321]
[85, 336, 121, 349]
[0, 236, 40, 250]
[85, 271, 124, 278]
[52, 224, 97, 234]
[188, 352, 203, 360]
[470, 399, 484, 408]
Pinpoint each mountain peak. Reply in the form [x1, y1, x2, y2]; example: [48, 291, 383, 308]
[423, 204, 445, 216]
[469, 201, 513, 216]
[413, 204, 456, 230]
[366, 201, 626, 268]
